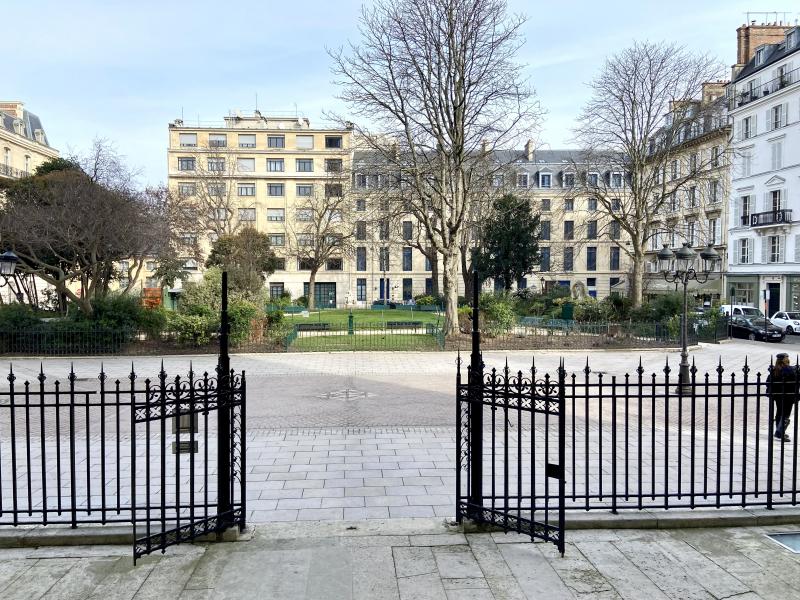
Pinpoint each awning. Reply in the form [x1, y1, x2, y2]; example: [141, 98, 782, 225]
[644, 277, 722, 293]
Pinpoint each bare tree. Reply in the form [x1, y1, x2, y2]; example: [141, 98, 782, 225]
[288, 171, 354, 310]
[572, 41, 725, 307]
[329, 0, 541, 334]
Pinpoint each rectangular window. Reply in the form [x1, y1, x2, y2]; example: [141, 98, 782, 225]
[402, 278, 413, 301]
[587, 278, 597, 298]
[610, 247, 620, 271]
[402, 247, 413, 271]
[267, 208, 285, 222]
[771, 140, 783, 170]
[708, 217, 721, 245]
[178, 182, 196, 196]
[688, 186, 697, 207]
[356, 198, 366, 211]
[587, 172, 599, 187]
[269, 282, 284, 298]
[564, 221, 574, 241]
[238, 134, 256, 148]
[379, 247, 390, 271]
[771, 104, 784, 129]
[268, 234, 285, 246]
[326, 258, 343, 271]
[563, 172, 575, 188]
[268, 183, 284, 196]
[587, 220, 598, 240]
[610, 220, 621, 240]
[356, 247, 367, 271]
[741, 149, 752, 177]
[297, 234, 314, 247]
[325, 136, 342, 149]
[357, 278, 367, 301]
[540, 220, 550, 241]
[355, 173, 367, 188]
[517, 173, 529, 188]
[771, 189, 782, 211]
[687, 221, 696, 246]
[670, 160, 678, 180]
[208, 158, 225, 172]
[296, 208, 313, 222]
[296, 158, 313, 172]
[207, 183, 226, 196]
[540, 247, 550, 272]
[355, 221, 367, 240]
[541, 198, 551, 212]
[564, 198, 574, 211]
[587, 197, 597, 211]
[273, 258, 286, 270]
[425, 278, 433, 295]
[238, 183, 255, 196]
[563, 247, 573, 271]
[214, 207, 228, 221]
[267, 158, 284, 172]
[586, 247, 597, 271]
[209, 134, 227, 148]
[741, 195, 751, 221]
[267, 135, 285, 148]
[378, 220, 389, 241]
[740, 238, 751, 264]
[402, 221, 413, 240]
[296, 184, 313, 197]
[611, 198, 621, 211]
[295, 135, 313, 150]
[179, 133, 197, 147]
[146, 260, 156, 271]
[492, 175, 503, 188]
[238, 208, 256, 222]
[709, 180, 719, 203]
[298, 258, 314, 270]
[325, 183, 343, 197]
[178, 157, 195, 171]
[325, 159, 343, 173]
[689, 153, 698, 173]
[769, 235, 782, 263]
[539, 173, 551, 188]
[425, 253, 432, 271]
[611, 172, 623, 188]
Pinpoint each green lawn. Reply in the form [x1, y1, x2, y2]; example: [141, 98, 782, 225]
[283, 308, 443, 328]
[290, 331, 441, 352]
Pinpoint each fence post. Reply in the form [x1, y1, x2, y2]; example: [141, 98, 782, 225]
[468, 268, 484, 519]
[217, 271, 232, 530]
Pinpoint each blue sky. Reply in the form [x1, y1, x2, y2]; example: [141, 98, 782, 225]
[5, 0, 799, 185]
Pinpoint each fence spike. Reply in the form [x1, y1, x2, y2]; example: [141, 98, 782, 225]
[129, 362, 137, 382]
[636, 357, 644, 376]
[716, 356, 724, 376]
[7, 364, 14, 384]
[583, 356, 590, 375]
[690, 357, 697, 376]
[69, 363, 76, 383]
[663, 356, 671, 376]
[38, 363, 46, 384]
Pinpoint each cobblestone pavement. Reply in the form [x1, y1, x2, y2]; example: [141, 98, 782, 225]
[1, 521, 799, 599]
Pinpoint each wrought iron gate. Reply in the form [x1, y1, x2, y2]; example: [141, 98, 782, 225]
[130, 271, 246, 562]
[456, 271, 565, 554]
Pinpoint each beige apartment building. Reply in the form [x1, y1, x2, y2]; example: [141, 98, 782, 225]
[642, 82, 731, 302]
[0, 101, 58, 180]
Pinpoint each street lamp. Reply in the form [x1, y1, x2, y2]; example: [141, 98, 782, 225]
[658, 242, 720, 393]
[0, 250, 23, 303]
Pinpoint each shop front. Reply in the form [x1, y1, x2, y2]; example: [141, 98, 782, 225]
[726, 275, 760, 308]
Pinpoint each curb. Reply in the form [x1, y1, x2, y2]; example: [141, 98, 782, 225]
[2, 509, 798, 548]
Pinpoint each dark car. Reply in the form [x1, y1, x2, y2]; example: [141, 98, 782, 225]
[730, 316, 785, 342]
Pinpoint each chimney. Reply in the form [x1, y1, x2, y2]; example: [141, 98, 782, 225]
[0, 101, 24, 120]
[525, 139, 534, 161]
[734, 21, 790, 72]
[701, 81, 727, 103]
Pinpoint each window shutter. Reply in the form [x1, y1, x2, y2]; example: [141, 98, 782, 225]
[762, 237, 769, 263]
[732, 197, 740, 227]
[780, 236, 786, 263]
[763, 191, 771, 212]
[715, 220, 721, 245]
[735, 120, 741, 141]
[766, 109, 773, 132]
[732, 240, 739, 265]
[783, 103, 789, 126]
[794, 235, 800, 263]
[753, 112, 758, 136]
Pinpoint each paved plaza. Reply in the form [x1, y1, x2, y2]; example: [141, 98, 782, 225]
[1, 520, 799, 599]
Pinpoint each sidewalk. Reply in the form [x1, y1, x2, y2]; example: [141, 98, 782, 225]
[1, 519, 798, 599]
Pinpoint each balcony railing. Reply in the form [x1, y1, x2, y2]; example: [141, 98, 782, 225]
[742, 209, 793, 227]
[730, 66, 800, 109]
[0, 164, 30, 179]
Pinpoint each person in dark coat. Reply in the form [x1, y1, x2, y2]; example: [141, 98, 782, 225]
[767, 352, 798, 442]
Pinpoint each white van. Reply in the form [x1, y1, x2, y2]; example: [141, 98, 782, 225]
[719, 304, 766, 319]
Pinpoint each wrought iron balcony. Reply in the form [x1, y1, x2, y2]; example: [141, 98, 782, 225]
[0, 164, 29, 179]
[730, 66, 800, 109]
[742, 209, 793, 227]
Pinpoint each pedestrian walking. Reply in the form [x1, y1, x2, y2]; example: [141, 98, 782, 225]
[766, 352, 798, 442]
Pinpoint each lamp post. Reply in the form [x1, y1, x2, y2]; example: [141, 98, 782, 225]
[0, 250, 23, 302]
[657, 243, 720, 393]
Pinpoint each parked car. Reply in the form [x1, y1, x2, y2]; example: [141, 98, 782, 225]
[769, 311, 800, 334]
[729, 315, 785, 342]
[719, 304, 767, 320]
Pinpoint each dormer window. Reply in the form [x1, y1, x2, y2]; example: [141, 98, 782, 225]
[539, 172, 551, 188]
[755, 46, 766, 66]
[788, 29, 799, 50]
[587, 172, 599, 187]
[563, 172, 575, 188]
[517, 173, 528, 188]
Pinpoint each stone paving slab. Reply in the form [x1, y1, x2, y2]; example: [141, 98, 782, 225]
[1, 520, 800, 599]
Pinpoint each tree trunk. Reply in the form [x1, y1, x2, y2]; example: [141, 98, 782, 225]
[461, 247, 473, 302]
[630, 251, 644, 308]
[442, 249, 460, 336]
[307, 269, 317, 310]
[504, 271, 513, 292]
[430, 252, 440, 296]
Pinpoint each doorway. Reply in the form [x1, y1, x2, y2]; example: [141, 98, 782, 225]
[768, 282, 780, 316]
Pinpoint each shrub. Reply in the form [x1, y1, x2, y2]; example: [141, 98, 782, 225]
[414, 294, 436, 306]
[138, 307, 168, 339]
[266, 310, 284, 327]
[0, 303, 41, 329]
[228, 299, 260, 345]
[167, 313, 216, 347]
[296, 295, 309, 308]
[77, 294, 143, 331]
[479, 292, 517, 335]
